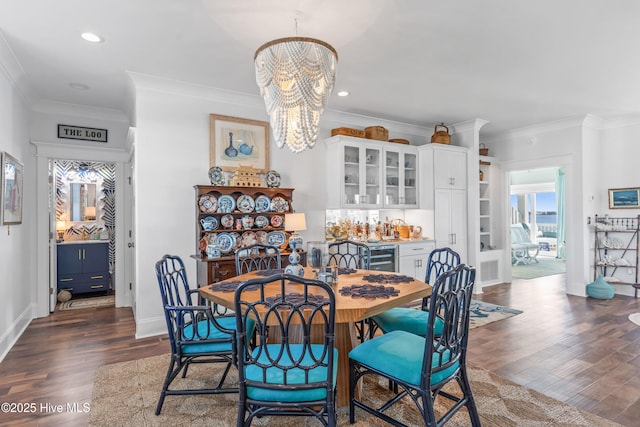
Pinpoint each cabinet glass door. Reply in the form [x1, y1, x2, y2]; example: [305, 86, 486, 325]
[343, 144, 381, 207]
[402, 152, 418, 207]
[384, 150, 400, 205]
[384, 149, 418, 208]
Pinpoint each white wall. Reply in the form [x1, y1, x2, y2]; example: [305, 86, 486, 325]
[0, 38, 32, 361]
[487, 115, 640, 297]
[488, 121, 585, 295]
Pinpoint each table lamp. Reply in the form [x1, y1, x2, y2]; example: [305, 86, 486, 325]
[284, 212, 306, 276]
[56, 220, 66, 241]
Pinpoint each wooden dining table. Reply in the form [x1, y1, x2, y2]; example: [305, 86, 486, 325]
[198, 266, 432, 407]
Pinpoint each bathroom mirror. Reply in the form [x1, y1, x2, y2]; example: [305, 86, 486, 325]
[69, 182, 97, 222]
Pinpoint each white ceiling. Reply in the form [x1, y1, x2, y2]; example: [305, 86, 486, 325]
[2, 0, 640, 137]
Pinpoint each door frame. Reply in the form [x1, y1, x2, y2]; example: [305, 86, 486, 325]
[32, 141, 131, 318]
[500, 154, 577, 294]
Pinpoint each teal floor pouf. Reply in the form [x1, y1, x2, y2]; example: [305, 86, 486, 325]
[586, 275, 615, 300]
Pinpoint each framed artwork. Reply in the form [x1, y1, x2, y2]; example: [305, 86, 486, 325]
[608, 187, 640, 209]
[209, 114, 269, 172]
[1, 152, 24, 225]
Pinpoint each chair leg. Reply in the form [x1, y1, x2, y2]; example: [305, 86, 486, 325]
[421, 393, 438, 427]
[155, 358, 178, 415]
[460, 368, 481, 426]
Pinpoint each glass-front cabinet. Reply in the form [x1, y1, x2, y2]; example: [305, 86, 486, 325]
[326, 135, 418, 209]
[343, 143, 383, 208]
[384, 147, 418, 208]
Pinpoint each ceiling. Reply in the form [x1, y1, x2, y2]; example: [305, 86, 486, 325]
[2, 0, 640, 138]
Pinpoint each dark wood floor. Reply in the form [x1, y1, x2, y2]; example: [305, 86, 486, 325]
[1, 273, 639, 426]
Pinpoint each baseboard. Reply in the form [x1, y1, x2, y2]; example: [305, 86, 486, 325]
[135, 315, 166, 339]
[0, 304, 33, 363]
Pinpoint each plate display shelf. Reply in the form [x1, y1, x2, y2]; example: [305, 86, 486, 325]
[593, 214, 640, 297]
[193, 185, 304, 287]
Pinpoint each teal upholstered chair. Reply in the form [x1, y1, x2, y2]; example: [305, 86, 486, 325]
[349, 264, 480, 427]
[370, 247, 460, 338]
[234, 273, 337, 426]
[155, 255, 252, 415]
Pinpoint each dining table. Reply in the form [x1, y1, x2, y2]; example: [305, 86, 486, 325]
[198, 266, 432, 407]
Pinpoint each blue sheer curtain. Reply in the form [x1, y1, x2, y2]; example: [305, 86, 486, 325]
[555, 167, 566, 259]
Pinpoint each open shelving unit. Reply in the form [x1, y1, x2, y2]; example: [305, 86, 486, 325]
[593, 214, 640, 297]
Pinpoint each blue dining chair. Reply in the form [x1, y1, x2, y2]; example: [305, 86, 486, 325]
[155, 254, 251, 415]
[234, 273, 338, 426]
[349, 264, 480, 426]
[234, 243, 282, 275]
[370, 247, 460, 338]
[328, 240, 371, 342]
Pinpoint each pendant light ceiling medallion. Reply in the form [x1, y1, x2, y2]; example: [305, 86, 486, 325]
[255, 36, 338, 153]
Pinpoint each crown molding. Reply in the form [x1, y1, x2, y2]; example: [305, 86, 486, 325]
[485, 116, 586, 144]
[30, 100, 129, 123]
[0, 31, 33, 105]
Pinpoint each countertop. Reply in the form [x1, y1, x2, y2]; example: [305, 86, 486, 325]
[57, 239, 109, 245]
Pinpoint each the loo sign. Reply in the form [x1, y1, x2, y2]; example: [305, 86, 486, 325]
[58, 124, 108, 143]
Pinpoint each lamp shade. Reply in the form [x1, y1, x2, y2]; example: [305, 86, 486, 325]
[84, 206, 96, 219]
[56, 220, 66, 230]
[285, 213, 306, 231]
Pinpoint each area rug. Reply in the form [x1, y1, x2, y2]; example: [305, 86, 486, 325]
[512, 256, 566, 280]
[57, 295, 115, 311]
[629, 312, 640, 326]
[468, 300, 522, 328]
[89, 354, 621, 426]
[408, 300, 522, 329]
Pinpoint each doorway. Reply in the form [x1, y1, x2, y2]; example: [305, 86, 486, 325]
[509, 167, 566, 280]
[52, 159, 117, 309]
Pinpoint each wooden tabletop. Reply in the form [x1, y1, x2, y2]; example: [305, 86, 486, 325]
[198, 267, 432, 324]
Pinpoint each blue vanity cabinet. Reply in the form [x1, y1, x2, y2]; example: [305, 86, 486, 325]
[57, 242, 110, 295]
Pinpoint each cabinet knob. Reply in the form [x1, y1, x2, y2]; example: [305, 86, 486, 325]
[128, 242, 135, 248]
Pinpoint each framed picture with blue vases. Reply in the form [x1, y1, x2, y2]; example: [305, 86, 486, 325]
[209, 114, 269, 172]
[609, 187, 640, 209]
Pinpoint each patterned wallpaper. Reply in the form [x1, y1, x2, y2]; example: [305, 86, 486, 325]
[54, 160, 116, 272]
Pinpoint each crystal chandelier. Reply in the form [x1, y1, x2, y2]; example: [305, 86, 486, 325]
[255, 37, 338, 153]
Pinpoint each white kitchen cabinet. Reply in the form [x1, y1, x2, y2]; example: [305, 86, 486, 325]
[397, 240, 435, 280]
[325, 136, 383, 209]
[433, 147, 466, 190]
[434, 189, 467, 261]
[418, 144, 469, 262]
[325, 136, 419, 209]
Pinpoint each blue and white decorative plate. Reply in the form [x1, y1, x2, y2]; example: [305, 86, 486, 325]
[236, 194, 255, 213]
[270, 196, 289, 213]
[215, 232, 236, 254]
[217, 194, 236, 213]
[198, 194, 217, 213]
[254, 215, 269, 228]
[230, 232, 242, 249]
[208, 166, 226, 186]
[267, 231, 286, 247]
[265, 170, 281, 188]
[255, 195, 271, 213]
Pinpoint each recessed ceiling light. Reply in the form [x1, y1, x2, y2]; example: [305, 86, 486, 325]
[337, 91, 350, 97]
[81, 32, 104, 43]
[69, 83, 90, 90]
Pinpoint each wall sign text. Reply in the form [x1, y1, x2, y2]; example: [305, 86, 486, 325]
[58, 125, 108, 143]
